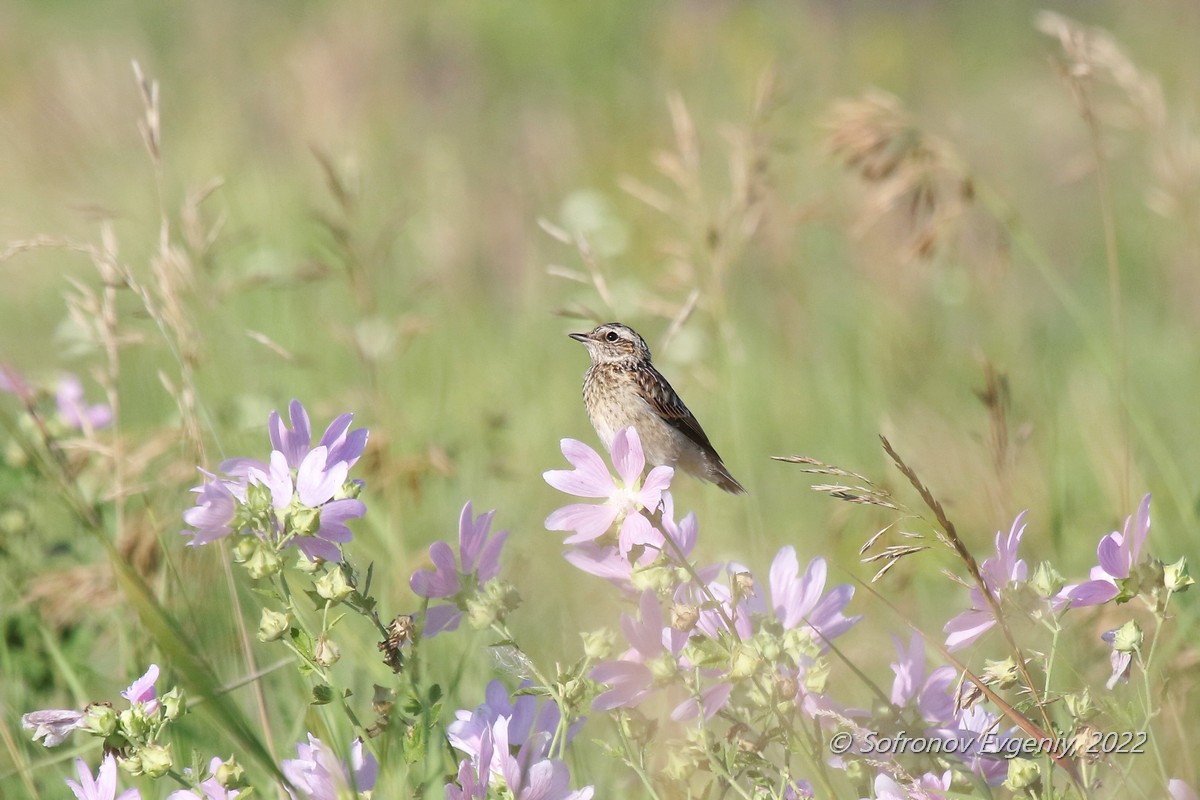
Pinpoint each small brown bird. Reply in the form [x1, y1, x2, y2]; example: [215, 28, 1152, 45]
[569, 322, 746, 494]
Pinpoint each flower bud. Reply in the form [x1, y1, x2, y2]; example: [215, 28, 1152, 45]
[289, 506, 321, 538]
[983, 657, 1020, 688]
[140, 743, 174, 779]
[119, 707, 150, 740]
[1004, 758, 1041, 793]
[232, 535, 258, 563]
[314, 636, 341, 667]
[295, 552, 322, 573]
[1108, 620, 1142, 653]
[1164, 556, 1194, 593]
[582, 627, 617, 661]
[1030, 561, 1065, 598]
[630, 565, 674, 594]
[83, 703, 117, 738]
[258, 608, 291, 642]
[465, 595, 498, 630]
[728, 644, 760, 680]
[1065, 688, 1094, 721]
[245, 481, 274, 516]
[160, 687, 185, 722]
[335, 479, 364, 501]
[245, 546, 283, 579]
[215, 755, 248, 789]
[315, 568, 354, 603]
[803, 659, 830, 695]
[756, 634, 782, 663]
[647, 652, 678, 682]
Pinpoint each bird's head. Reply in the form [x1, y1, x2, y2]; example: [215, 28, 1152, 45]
[569, 323, 652, 367]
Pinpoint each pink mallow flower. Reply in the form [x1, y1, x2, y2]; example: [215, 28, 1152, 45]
[865, 770, 952, 800]
[888, 634, 956, 725]
[66, 754, 140, 800]
[282, 735, 377, 800]
[448, 680, 575, 767]
[591, 590, 687, 711]
[446, 711, 592, 800]
[943, 511, 1029, 651]
[181, 400, 368, 562]
[410, 502, 509, 637]
[220, 399, 367, 478]
[55, 374, 113, 430]
[246, 446, 366, 562]
[1058, 494, 1151, 608]
[22, 664, 161, 748]
[543, 428, 673, 548]
[1170, 780, 1200, 800]
[20, 709, 85, 747]
[563, 490, 697, 587]
[763, 548, 861, 646]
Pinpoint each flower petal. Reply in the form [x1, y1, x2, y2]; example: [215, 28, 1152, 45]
[545, 503, 618, 542]
[611, 428, 645, 486]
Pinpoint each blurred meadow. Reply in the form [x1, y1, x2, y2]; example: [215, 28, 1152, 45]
[2, 0, 1199, 797]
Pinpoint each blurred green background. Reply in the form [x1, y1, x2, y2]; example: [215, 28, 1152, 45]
[2, 0, 1198, 795]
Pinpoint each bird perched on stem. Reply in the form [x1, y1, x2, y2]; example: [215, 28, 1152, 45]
[568, 322, 746, 494]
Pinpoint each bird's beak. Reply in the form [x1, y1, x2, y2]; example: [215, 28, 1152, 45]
[568, 332, 589, 343]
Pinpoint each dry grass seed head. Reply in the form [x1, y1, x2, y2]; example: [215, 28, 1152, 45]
[825, 90, 980, 261]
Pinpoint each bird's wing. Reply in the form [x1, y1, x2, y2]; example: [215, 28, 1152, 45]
[636, 365, 719, 455]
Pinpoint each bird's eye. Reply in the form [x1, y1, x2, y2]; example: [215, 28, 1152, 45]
[605, 331, 620, 342]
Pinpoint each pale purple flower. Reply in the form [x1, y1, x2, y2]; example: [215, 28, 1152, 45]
[931, 705, 1013, 786]
[122, 664, 160, 715]
[182, 401, 368, 560]
[23, 664, 161, 748]
[282, 735, 378, 800]
[1058, 494, 1151, 608]
[247, 446, 366, 562]
[764, 548, 861, 645]
[1100, 628, 1134, 689]
[410, 502, 509, 637]
[867, 770, 951, 800]
[591, 590, 686, 711]
[447, 685, 592, 800]
[55, 374, 113, 430]
[784, 779, 814, 799]
[562, 491, 697, 587]
[943, 511, 1030, 651]
[448, 716, 592, 800]
[66, 754, 140, 800]
[669, 682, 734, 722]
[181, 471, 239, 546]
[1170, 779, 1200, 800]
[167, 757, 239, 800]
[544, 428, 673, 545]
[448, 680, 574, 764]
[222, 400, 368, 477]
[675, 561, 750, 640]
[445, 755, 488, 800]
[888, 634, 956, 724]
[20, 709, 85, 747]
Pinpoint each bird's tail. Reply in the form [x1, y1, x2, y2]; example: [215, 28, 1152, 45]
[711, 459, 747, 494]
